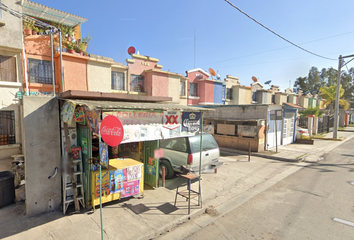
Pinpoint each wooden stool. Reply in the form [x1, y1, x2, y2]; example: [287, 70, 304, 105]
[174, 173, 201, 215]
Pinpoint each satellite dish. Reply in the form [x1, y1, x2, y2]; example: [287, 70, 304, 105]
[209, 68, 216, 77]
[252, 76, 258, 82]
[264, 80, 271, 85]
[128, 46, 135, 55]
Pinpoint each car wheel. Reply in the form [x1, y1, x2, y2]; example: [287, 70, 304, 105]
[160, 160, 174, 179]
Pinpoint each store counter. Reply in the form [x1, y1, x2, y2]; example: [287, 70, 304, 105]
[91, 158, 144, 208]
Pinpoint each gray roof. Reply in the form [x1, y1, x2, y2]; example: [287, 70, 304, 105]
[65, 99, 213, 112]
[22, 0, 87, 27]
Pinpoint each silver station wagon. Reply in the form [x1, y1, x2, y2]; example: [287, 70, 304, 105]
[159, 133, 222, 179]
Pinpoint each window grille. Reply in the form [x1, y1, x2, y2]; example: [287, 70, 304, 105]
[0, 55, 17, 82]
[0, 111, 15, 145]
[111, 72, 125, 90]
[130, 74, 144, 92]
[28, 58, 53, 84]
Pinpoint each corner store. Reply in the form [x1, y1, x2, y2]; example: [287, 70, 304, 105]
[60, 98, 211, 210]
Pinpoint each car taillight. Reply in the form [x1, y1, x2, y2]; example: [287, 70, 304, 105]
[299, 130, 306, 133]
[188, 154, 193, 164]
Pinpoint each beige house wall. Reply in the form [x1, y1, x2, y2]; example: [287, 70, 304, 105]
[275, 93, 288, 105]
[300, 96, 309, 108]
[167, 75, 183, 104]
[0, 0, 23, 50]
[288, 94, 297, 104]
[231, 85, 252, 105]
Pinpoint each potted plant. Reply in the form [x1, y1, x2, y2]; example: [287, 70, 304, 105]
[81, 34, 91, 52]
[67, 44, 74, 53]
[23, 20, 33, 36]
[296, 134, 314, 145]
[32, 26, 38, 35]
[38, 28, 44, 35]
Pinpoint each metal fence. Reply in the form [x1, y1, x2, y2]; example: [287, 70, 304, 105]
[298, 116, 308, 128]
[318, 115, 334, 134]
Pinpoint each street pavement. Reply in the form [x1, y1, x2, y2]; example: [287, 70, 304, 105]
[0, 128, 353, 240]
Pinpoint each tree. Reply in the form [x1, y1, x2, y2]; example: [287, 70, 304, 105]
[299, 106, 324, 118]
[319, 85, 350, 115]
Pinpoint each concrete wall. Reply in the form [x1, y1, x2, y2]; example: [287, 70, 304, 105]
[59, 53, 88, 92]
[0, 0, 23, 51]
[145, 71, 169, 97]
[256, 90, 272, 104]
[204, 105, 268, 120]
[275, 93, 288, 105]
[224, 75, 240, 88]
[23, 96, 61, 216]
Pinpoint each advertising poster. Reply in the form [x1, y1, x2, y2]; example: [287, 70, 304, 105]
[100, 142, 109, 169]
[163, 110, 181, 125]
[110, 169, 124, 193]
[162, 124, 181, 139]
[103, 111, 163, 125]
[121, 180, 140, 198]
[74, 106, 86, 125]
[84, 106, 100, 134]
[94, 171, 110, 198]
[145, 165, 156, 176]
[60, 101, 76, 124]
[126, 165, 142, 181]
[182, 112, 201, 134]
[82, 137, 88, 155]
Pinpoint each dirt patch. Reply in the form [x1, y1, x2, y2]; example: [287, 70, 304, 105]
[205, 205, 219, 216]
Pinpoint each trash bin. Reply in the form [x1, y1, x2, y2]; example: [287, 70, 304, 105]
[0, 171, 15, 208]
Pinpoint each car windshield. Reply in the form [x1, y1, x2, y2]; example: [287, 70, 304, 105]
[189, 134, 218, 153]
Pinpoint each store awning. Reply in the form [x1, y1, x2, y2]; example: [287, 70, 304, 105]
[21, 0, 88, 27]
[63, 99, 214, 112]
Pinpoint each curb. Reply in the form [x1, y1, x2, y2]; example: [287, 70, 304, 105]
[220, 148, 301, 163]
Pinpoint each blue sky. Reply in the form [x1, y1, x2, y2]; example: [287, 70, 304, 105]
[35, 0, 354, 91]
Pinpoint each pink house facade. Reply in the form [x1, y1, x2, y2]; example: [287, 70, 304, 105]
[186, 68, 214, 105]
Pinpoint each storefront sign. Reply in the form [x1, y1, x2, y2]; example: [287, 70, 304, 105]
[61, 101, 76, 124]
[103, 111, 163, 125]
[182, 112, 201, 133]
[100, 115, 124, 146]
[84, 106, 99, 134]
[74, 106, 86, 125]
[163, 110, 181, 124]
[121, 180, 139, 198]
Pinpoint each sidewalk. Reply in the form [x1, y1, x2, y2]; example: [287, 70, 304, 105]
[221, 127, 354, 163]
[0, 128, 353, 240]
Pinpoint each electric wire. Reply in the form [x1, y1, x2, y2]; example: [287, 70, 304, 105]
[223, 0, 337, 61]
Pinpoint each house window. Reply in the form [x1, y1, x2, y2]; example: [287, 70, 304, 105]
[189, 83, 198, 97]
[227, 88, 233, 100]
[111, 71, 125, 90]
[28, 58, 53, 84]
[222, 85, 226, 100]
[0, 111, 15, 145]
[130, 74, 144, 92]
[180, 81, 185, 96]
[0, 55, 17, 82]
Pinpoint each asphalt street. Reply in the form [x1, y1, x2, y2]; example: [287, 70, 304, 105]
[184, 138, 354, 240]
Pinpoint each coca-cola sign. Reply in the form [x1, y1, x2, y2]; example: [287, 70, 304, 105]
[100, 115, 124, 147]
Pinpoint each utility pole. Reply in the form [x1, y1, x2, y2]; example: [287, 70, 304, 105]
[333, 55, 342, 139]
[333, 54, 354, 139]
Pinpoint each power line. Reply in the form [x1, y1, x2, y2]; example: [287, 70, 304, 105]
[223, 0, 337, 61]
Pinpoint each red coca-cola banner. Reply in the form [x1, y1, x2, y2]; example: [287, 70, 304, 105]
[100, 115, 124, 147]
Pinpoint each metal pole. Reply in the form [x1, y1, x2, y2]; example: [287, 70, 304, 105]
[248, 142, 251, 161]
[59, 30, 65, 92]
[333, 55, 342, 139]
[98, 111, 103, 240]
[198, 112, 203, 206]
[275, 120, 278, 153]
[50, 30, 55, 96]
[194, 29, 196, 69]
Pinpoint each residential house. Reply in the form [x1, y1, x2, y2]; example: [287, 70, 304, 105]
[0, 0, 23, 158]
